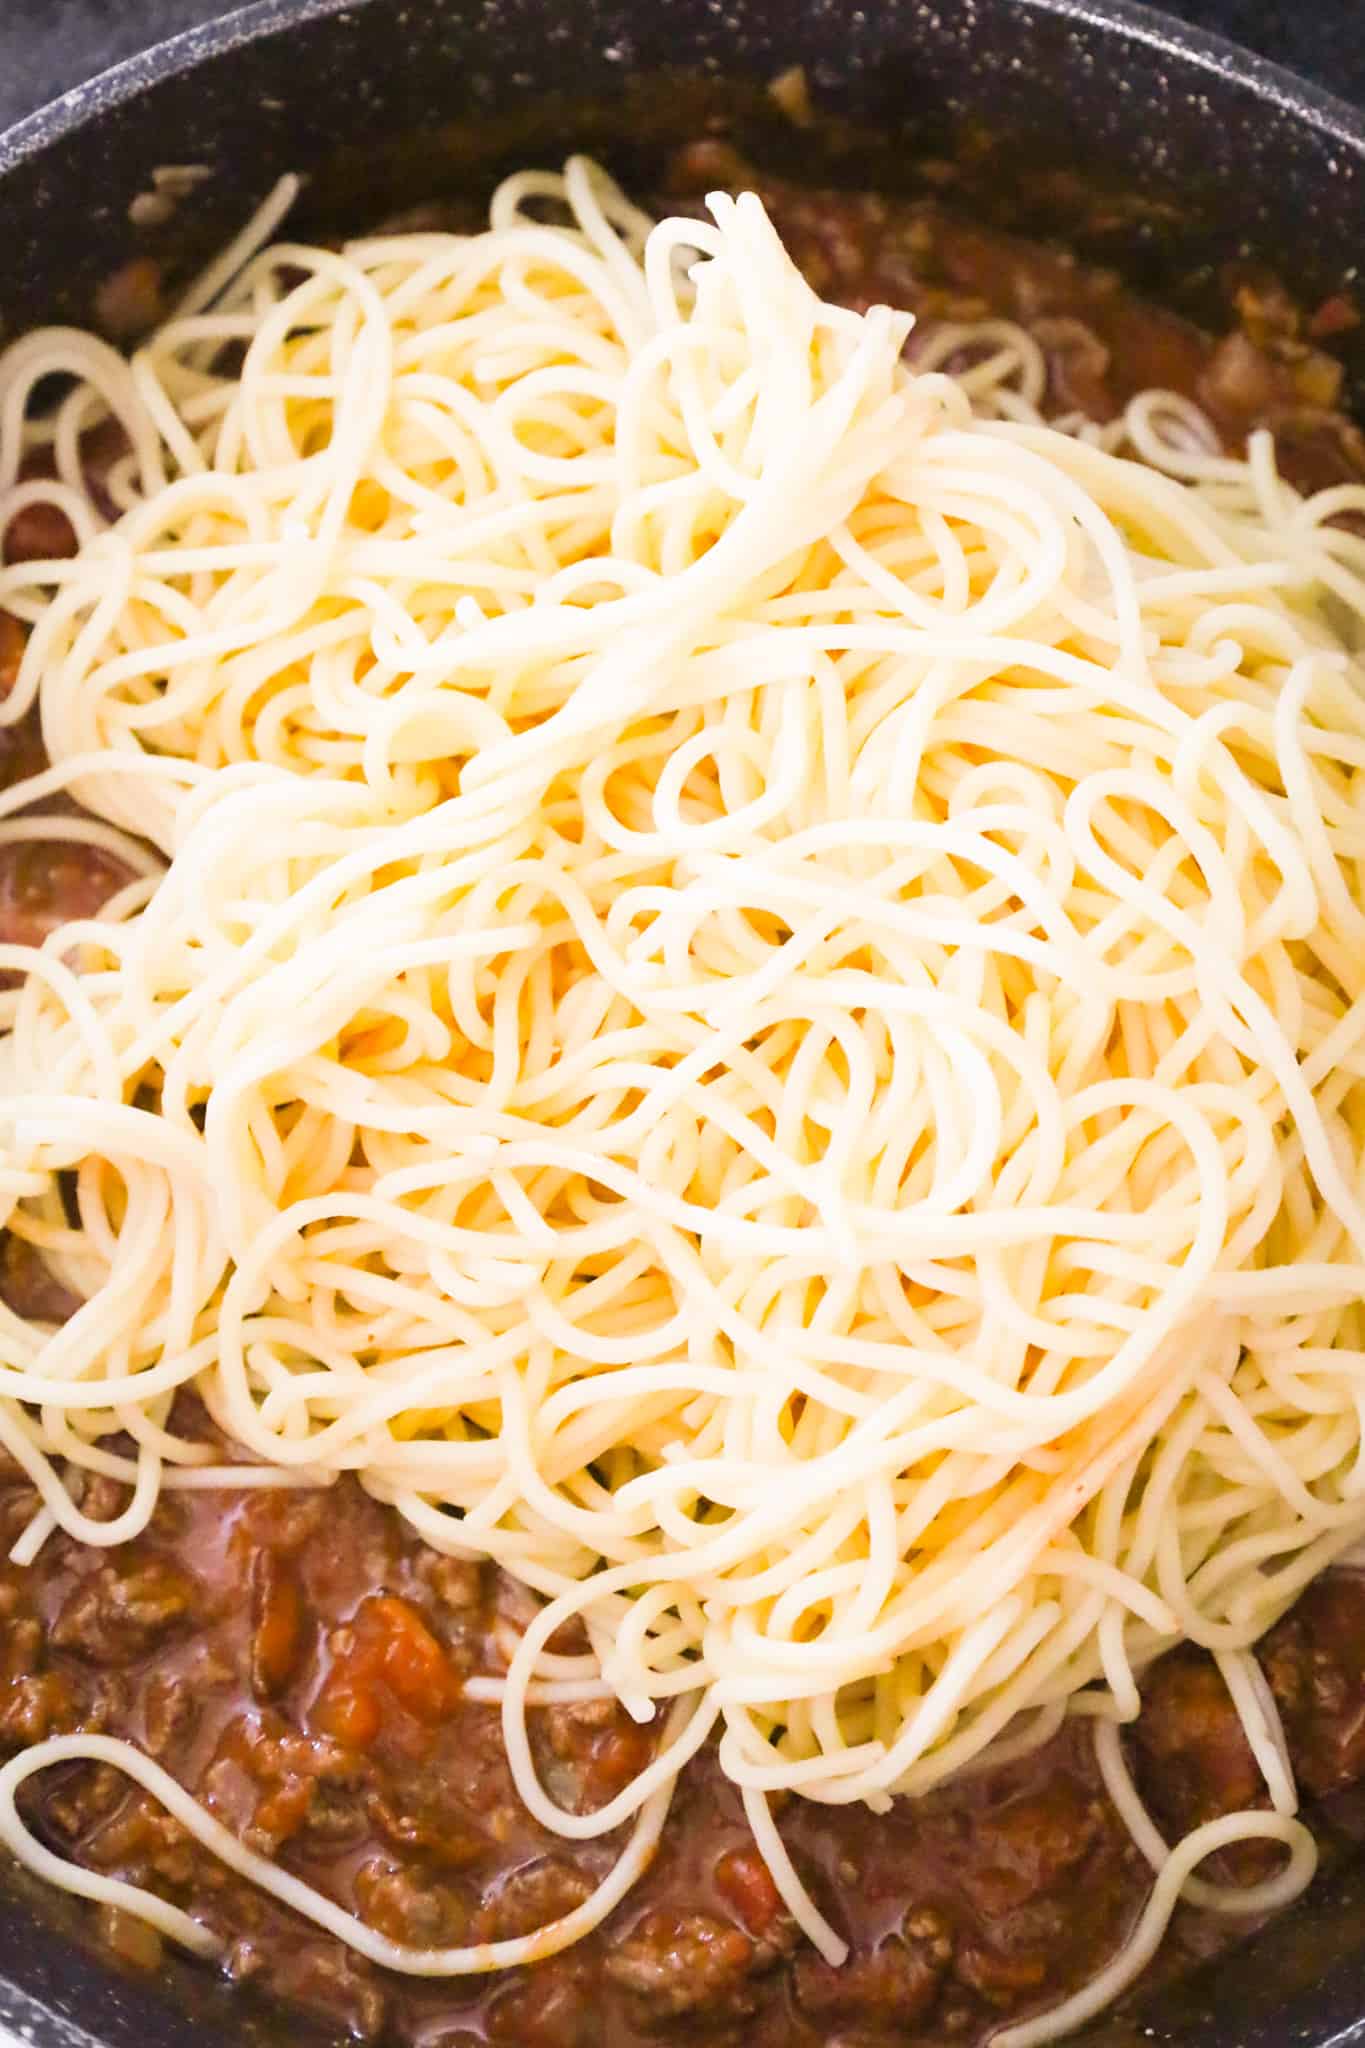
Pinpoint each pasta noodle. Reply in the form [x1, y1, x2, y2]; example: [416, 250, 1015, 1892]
[3, 155, 1365, 2028]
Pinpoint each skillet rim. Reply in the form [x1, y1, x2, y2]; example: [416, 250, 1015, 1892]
[3, 0, 1365, 176]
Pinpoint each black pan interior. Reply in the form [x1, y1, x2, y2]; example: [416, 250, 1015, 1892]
[3, 1, 1365, 2042]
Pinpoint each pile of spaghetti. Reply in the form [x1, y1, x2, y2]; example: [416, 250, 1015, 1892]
[4, 156, 1365, 2041]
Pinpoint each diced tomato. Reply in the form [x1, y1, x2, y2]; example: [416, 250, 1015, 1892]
[312, 1675, 383, 1751]
[0, 614, 21, 698]
[250, 1551, 306, 1699]
[714, 1845, 785, 1936]
[586, 1723, 653, 1800]
[1310, 293, 1362, 340]
[369, 1594, 463, 1721]
[310, 1594, 461, 1752]
[254, 1775, 315, 1841]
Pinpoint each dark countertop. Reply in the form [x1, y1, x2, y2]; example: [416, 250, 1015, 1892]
[2, 0, 1364, 134]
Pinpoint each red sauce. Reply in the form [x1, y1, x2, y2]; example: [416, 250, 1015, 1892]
[3, 1453, 1364, 2047]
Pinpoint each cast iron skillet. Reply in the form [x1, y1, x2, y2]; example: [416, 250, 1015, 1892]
[2, 1, 1365, 2043]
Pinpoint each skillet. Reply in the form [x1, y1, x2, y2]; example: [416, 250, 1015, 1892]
[2, 1, 1365, 2042]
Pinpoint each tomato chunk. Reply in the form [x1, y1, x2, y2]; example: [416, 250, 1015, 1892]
[715, 1845, 785, 1935]
[370, 1594, 463, 1720]
[311, 1593, 462, 1751]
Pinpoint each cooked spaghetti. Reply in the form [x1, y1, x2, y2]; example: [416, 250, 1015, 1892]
[3, 157, 1365, 2040]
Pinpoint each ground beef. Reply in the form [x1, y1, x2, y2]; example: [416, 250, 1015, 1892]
[604, 1909, 767, 2023]
[0, 1231, 79, 1323]
[354, 1856, 468, 1946]
[0, 611, 136, 963]
[484, 1956, 600, 2046]
[1135, 1649, 1263, 1836]
[1, 419, 128, 567]
[0, 838, 134, 951]
[474, 1857, 595, 1942]
[140, 1671, 198, 1759]
[793, 1917, 950, 2032]
[1263, 1575, 1365, 1797]
[49, 1557, 200, 1666]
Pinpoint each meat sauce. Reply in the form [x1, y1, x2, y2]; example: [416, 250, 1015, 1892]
[3, 1451, 1365, 2047]
[3, 169, 1365, 2048]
